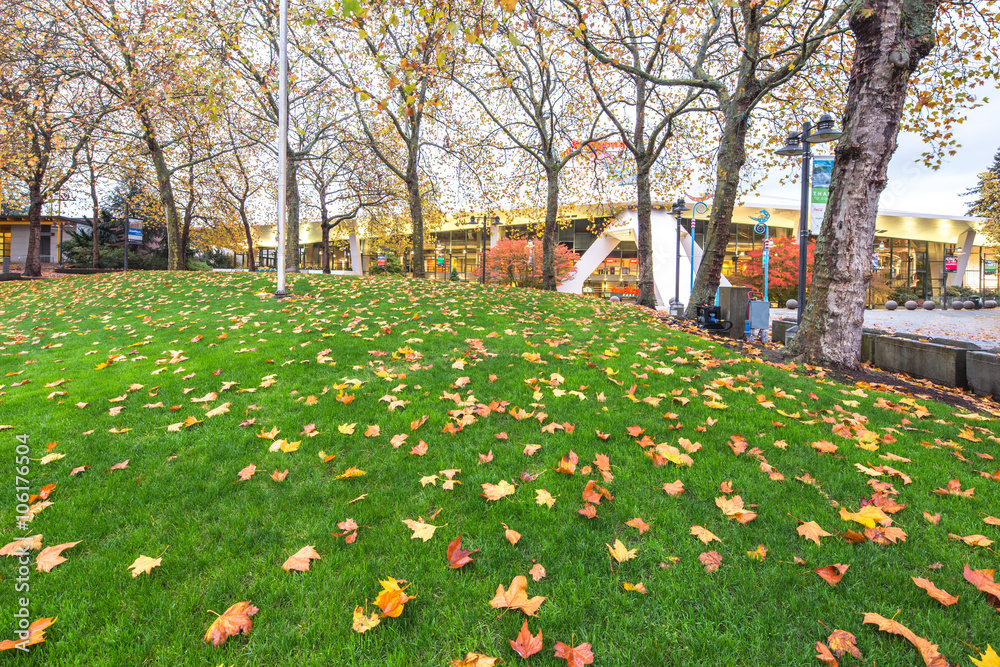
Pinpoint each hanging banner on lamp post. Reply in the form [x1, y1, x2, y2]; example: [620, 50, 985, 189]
[810, 156, 834, 236]
[127, 218, 143, 243]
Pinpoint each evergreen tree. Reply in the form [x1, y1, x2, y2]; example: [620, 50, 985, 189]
[965, 148, 1000, 246]
[965, 147, 1000, 216]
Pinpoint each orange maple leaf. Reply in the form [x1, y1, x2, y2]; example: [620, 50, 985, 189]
[375, 578, 414, 618]
[204, 601, 258, 647]
[815, 563, 849, 587]
[489, 575, 546, 616]
[662, 480, 685, 496]
[862, 612, 947, 667]
[626, 517, 650, 534]
[827, 629, 863, 659]
[932, 479, 974, 496]
[510, 620, 543, 659]
[554, 640, 594, 666]
[282, 545, 320, 572]
[481, 480, 515, 501]
[103, 459, 129, 474]
[446, 535, 478, 569]
[36, 541, 81, 572]
[0, 616, 55, 652]
[797, 521, 833, 546]
[912, 577, 959, 606]
[698, 550, 722, 572]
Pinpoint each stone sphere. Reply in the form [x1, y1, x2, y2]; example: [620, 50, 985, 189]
[922, 300, 936, 310]
[885, 300, 898, 310]
[904, 300, 917, 310]
[963, 300, 975, 310]
[951, 301, 964, 310]
[609, 295, 621, 302]
[785, 299, 798, 310]
[984, 300, 998, 309]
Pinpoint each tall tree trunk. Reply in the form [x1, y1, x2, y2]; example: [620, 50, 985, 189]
[181, 209, 193, 268]
[633, 73, 655, 310]
[406, 153, 425, 279]
[139, 112, 183, 271]
[790, 0, 941, 366]
[320, 200, 332, 274]
[240, 204, 256, 272]
[540, 165, 560, 291]
[321, 224, 332, 274]
[90, 175, 100, 269]
[23, 182, 43, 277]
[635, 161, 654, 308]
[686, 99, 752, 317]
[284, 149, 300, 273]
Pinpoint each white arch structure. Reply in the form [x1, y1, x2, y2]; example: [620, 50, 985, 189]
[557, 208, 730, 310]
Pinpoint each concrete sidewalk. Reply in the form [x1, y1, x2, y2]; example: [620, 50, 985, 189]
[769, 307, 1000, 348]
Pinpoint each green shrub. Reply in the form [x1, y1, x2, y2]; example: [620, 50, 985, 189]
[889, 287, 921, 303]
[371, 252, 404, 276]
[945, 285, 979, 298]
[450, 267, 460, 281]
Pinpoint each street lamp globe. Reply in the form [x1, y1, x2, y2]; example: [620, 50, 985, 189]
[805, 114, 842, 143]
[774, 132, 804, 156]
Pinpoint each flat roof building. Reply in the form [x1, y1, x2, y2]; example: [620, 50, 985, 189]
[245, 198, 994, 304]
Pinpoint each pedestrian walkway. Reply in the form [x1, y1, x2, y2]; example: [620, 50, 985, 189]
[769, 307, 1000, 349]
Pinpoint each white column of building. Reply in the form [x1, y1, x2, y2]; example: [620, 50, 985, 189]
[349, 230, 362, 276]
[947, 229, 976, 287]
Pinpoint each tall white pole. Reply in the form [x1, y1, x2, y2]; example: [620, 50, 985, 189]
[274, 0, 288, 296]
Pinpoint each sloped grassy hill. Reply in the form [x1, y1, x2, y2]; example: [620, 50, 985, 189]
[0, 272, 997, 666]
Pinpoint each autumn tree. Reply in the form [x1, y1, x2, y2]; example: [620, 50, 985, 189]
[790, 0, 999, 366]
[560, 0, 715, 308]
[38, 0, 227, 270]
[207, 111, 269, 273]
[735, 236, 815, 305]
[562, 0, 853, 313]
[486, 237, 578, 287]
[82, 139, 109, 268]
[0, 5, 106, 276]
[311, 0, 462, 279]
[197, 0, 345, 274]
[300, 127, 401, 274]
[452, 0, 610, 291]
[966, 147, 1000, 246]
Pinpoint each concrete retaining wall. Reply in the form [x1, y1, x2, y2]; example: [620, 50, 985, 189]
[871, 336, 967, 388]
[768, 319, 997, 397]
[967, 352, 1000, 399]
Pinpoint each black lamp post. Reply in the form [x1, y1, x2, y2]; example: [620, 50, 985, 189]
[670, 197, 690, 316]
[774, 113, 842, 326]
[468, 214, 500, 285]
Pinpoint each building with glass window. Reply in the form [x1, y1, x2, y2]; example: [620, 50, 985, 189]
[249, 199, 993, 304]
[0, 214, 84, 269]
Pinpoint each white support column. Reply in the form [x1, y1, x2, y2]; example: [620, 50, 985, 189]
[558, 235, 622, 295]
[947, 229, 976, 287]
[349, 232, 362, 276]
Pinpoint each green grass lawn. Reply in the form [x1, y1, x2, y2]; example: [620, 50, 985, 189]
[0, 271, 998, 666]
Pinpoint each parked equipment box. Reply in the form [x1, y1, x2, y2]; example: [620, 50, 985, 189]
[748, 301, 770, 330]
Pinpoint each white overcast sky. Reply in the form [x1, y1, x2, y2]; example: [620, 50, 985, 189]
[752, 85, 1000, 218]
